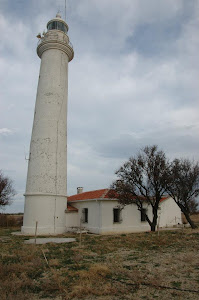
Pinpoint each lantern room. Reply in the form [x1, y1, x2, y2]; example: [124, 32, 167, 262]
[47, 13, 69, 34]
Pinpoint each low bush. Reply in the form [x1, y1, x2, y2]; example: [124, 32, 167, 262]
[0, 214, 23, 227]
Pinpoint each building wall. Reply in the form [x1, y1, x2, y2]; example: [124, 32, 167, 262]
[66, 200, 152, 234]
[65, 211, 79, 229]
[66, 197, 182, 234]
[65, 200, 101, 234]
[99, 200, 151, 234]
[159, 197, 182, 227]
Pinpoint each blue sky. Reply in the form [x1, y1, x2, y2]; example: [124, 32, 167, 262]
[0, 0, 199, 213]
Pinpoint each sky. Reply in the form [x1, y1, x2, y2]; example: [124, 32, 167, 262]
[0, 0, 199, 213]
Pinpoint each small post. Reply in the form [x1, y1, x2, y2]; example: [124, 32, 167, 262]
[79, 218, 82, 248]
[42, 249, 49, 266]
[157, 215, 160, 237]
[181, 223, 184, 234]
[34, 221, 38, 244]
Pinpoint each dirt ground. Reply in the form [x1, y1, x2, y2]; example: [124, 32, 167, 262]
[0, 227, 199, 300]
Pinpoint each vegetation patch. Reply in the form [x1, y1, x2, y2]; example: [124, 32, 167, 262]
[0, 228, 199, 299]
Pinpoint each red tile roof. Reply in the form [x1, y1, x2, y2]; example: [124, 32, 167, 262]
[67, 189, 169, 203]
[160, 196, 169, 202]
[68, 189, 114, 202]
[66, 204, 78, 212]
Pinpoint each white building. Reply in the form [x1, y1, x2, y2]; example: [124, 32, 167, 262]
[65, 188, 182, 234]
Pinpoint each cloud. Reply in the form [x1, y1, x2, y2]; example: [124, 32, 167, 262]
[94, 122, 199, 160]
[0, 128, 14, 135]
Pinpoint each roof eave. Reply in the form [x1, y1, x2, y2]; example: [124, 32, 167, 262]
[68, 198, 118, 203]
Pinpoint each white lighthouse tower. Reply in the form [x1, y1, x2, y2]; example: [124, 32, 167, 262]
[21, 14, 74, 235]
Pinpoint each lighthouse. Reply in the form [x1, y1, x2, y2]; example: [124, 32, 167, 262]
[21, 13, 74, 235]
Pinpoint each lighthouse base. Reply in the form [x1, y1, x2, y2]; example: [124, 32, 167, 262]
[21, 194, 67, 235]
[21, 225, 67, 235]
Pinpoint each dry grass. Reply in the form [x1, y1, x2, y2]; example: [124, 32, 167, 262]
[0, 214, 23, 227]
[0, 227, 199, 299]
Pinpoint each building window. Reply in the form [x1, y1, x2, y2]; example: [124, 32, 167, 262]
[113, 208, 122, 223]
[141, 209, 147, 222]
[82, 208, 88, 223]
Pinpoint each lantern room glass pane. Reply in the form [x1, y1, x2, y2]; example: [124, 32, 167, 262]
[47, 21, 67, 33]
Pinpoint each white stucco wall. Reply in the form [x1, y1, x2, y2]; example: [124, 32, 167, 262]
[100, 200, 152, 234]
[66, 200, 152, 234]
[66, 197, 182, 234]
[66, 200, 101, 234]
[158, 197, 182, 227]
[65, 211, 79, 229]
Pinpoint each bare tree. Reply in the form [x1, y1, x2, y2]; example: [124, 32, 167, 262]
[110, 145, 170, 231]
[166, 159, 199, 229]
[188, 198, 199, 214]
[0, 170, 16, 209]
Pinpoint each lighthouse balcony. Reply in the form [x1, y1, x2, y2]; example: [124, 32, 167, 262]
[37, 36, 73, 49]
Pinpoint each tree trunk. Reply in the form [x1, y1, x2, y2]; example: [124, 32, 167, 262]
[151, 223, 156, 232]
[183, 209, 197, 229]
[145, 214, 152, 227]
[143, 206, 158, 231]
[151, 206, 158, 232]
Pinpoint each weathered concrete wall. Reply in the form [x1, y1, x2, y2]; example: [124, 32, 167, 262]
[22, 21, 74, 235]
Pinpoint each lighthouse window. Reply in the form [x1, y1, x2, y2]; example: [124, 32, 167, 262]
[47, 21, 67, 33]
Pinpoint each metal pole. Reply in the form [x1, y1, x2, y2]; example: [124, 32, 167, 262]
[65, 0, 66, 21]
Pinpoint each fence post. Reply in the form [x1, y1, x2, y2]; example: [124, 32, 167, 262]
[79, 218, 82, 248]
[157, 214, 161, 236]
[34, 221, 38, 244]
